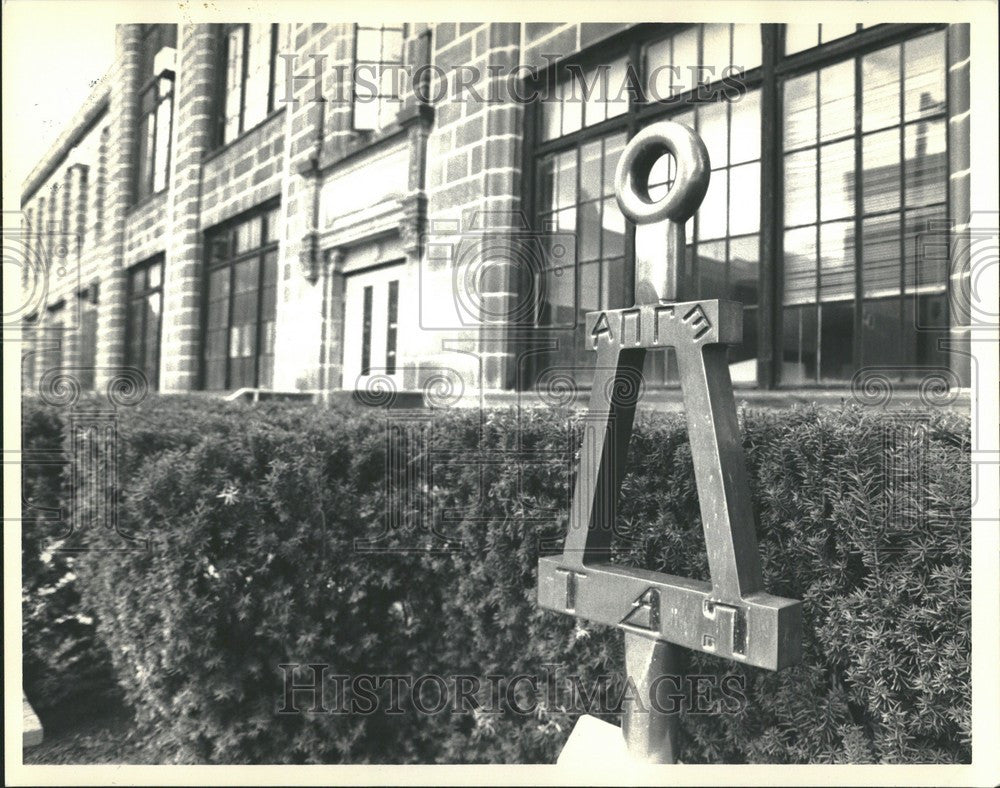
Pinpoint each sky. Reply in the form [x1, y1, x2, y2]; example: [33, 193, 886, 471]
[3, 2, 115, 197]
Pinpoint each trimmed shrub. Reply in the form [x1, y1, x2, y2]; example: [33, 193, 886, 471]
[21, 401, 121, 725]
[23, 396, 970, 763]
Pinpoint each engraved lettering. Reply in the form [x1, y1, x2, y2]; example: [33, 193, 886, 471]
[653, 304, 675, 345]
[620, 588, 661, 630]
[591, 312, 612, 348]
[556, 568, 586, 612]
[682, 304, 711, 340]
[622, 308, 641, 346]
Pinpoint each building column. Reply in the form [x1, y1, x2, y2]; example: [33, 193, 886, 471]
[161, 24, 218, 391]
[946, 23, 972, 387]
[94, 24, 143, 390]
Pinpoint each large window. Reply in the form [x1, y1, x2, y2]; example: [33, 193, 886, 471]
[781, 28, 949, 383]
[353, 24, 405, 131]
[529, 23, 952, 388]
[533, 24, 763, 386]
[219, 23, 281, 145]
[126, 258, 163, 390]
[78, 287, 99, 389]
[135, 25, 176, 202]
[203, 206, 280, 390]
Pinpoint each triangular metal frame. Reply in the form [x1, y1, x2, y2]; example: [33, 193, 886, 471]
[537, 298, 801, 671]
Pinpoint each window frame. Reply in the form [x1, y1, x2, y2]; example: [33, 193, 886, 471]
[125, 256, 164, 391]
[200, 202, 281, 391]
[522, 21, 951, 390]
[134, 24, 177, 204]
[215, 23, 281, 147]
[351, 23, 407, 132]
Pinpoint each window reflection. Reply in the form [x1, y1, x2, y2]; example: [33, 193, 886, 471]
[781, 29, 948, 383]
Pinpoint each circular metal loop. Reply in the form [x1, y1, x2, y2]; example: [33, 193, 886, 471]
[614, 121, 711, 225]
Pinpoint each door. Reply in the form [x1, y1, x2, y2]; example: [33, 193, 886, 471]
[342, 262, 405, 390]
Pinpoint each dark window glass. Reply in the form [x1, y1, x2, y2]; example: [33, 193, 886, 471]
[385, 279, 399, 375]
[361, 285, 374, 376]
[126, 258, 164, 390]
[78, 291, 99, 389]
[203, 207, 279, 390]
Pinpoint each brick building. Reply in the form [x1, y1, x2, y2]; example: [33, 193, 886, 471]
[18, 22, 980, 404]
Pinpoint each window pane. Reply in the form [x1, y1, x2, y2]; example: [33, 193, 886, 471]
[671, 27, 699, 96]
[783, 73, 817, 150]
[601, 197, 625, 260]
[819, 139, 855, 222]
[582, 65, 608, 127]
[360, 284, 373, 375]
[862, 44, 901, 132]
[542, 97, 562, 142]
[904, 119, 946, 208]
[819, 60, 854, 142]
[696, 240, 726, 298]
[730, 89, 760, 164]
[601, 256, 626, 310]
[244, 23, 273, 128]
[698, 168, 727, 240]
[539, 259, 575, 327]
[559, 76, 583, 136]
[234, 215, 263, 254]
[784, 24, 819, 55]
[729, 162, 760, 236]
[272, 25, 286, 106]
[145, 292, 162, 388]
[702, 24, 731, 75]
[729, 235, 759, 304]
[783, 226, 817, 305]
[603, 134, 626, 196]
[580, 140, 602, 202]
[646, 37, 673, 102]
[605, 56, 629, 120]
[153, 96, 172, 192]
[904, 205, 948, 293]
[819, 220, 855, 302]
[862, 212, 902, 297]
[730, 306, 758, 383]
[819, 300, 853, 380]
[861, 296, 901, 367]
[385, 279, 399, 375]
[698, 100, 728, 167]
[137, 111, 155, 198]
[862, 128, 901, 214]
[784, 148, 817, 227]
[731, 24, 761, 72]
[225, 27, 245, 142]
[356, 27, 381, 61]
[579, 201, 601, 262]
[782, 304, 818, 382]
[904, 30, 946, 122]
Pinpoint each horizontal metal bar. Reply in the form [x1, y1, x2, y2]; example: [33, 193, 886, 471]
[538, 556, 802, 671]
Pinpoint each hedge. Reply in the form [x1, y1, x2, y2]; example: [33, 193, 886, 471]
[22, 395, 971, 763]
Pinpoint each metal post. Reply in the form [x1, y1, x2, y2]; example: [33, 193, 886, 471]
[615, 121, 710, 764]
[622, 633, 685, 763]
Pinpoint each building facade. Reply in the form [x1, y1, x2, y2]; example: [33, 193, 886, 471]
[18, 22, 979, 404]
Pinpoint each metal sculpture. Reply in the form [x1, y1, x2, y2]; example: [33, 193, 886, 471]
[537, 121, 802, 763]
